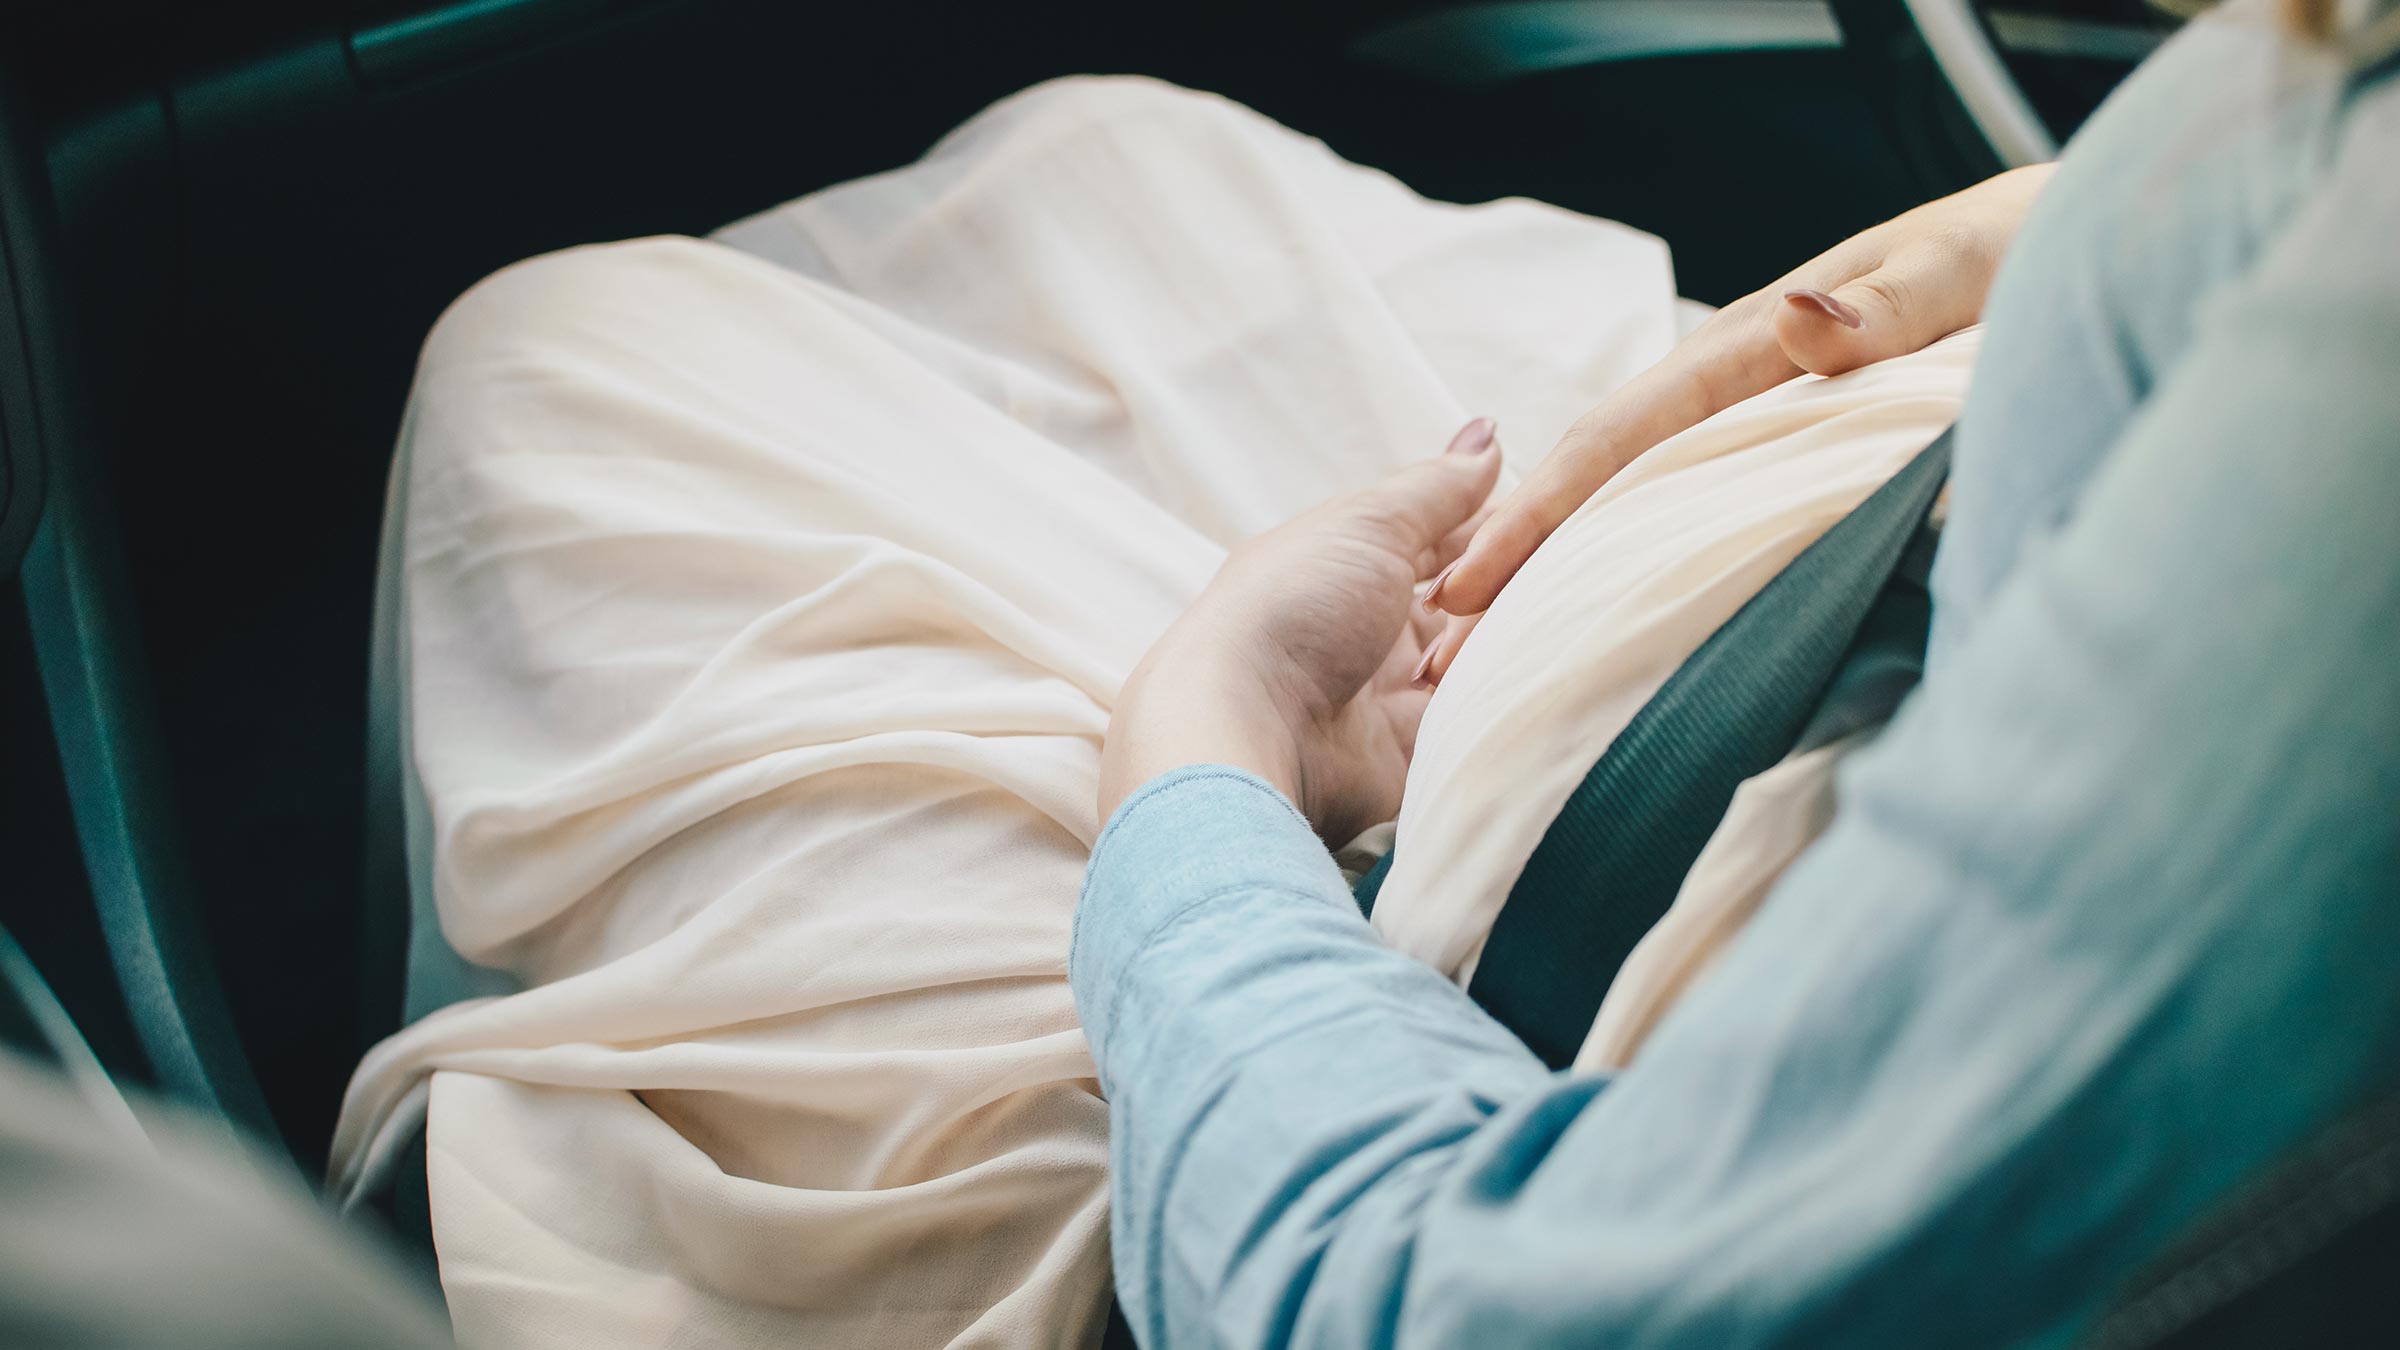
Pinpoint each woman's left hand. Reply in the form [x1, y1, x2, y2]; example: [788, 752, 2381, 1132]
[1099, 419, 1502, 844]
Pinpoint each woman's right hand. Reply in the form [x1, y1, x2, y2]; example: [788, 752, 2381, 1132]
[1414, 163, 2053, 680]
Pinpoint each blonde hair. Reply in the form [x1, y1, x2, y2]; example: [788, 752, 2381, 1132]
[2154, 0, 2400, 55]
[2282, 0, 2336, 38]
[2155, 0, 2336, 34]
[2275, 0, 2400, 61]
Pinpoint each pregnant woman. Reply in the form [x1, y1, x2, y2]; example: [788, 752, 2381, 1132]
[333, 0, 2400, 1345]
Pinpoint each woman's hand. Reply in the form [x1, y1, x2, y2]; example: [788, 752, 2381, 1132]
[1413, 163, 2054, 681]
[1100, 420, 1504, 844]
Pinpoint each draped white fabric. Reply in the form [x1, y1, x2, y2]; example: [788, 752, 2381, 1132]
[328, 77, 1682, 1347]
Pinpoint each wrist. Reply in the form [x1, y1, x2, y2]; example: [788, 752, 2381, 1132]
[1100, 640, 1305, 826]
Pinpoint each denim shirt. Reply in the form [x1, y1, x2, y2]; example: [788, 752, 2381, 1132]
[1069, 8, 2400, 1348]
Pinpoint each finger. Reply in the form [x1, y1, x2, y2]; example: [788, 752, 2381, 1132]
[1775, 233, 1993, 377]
[1407, 596, 1447, 646]
[1384, 682, 1435, 761]
[1411, 612, 1482, 688]
[1422, 489, 1558, 619]
[1428, 313, 1799, 618]
[1379, 619, 1433, 684]
[1356, 417, 1504, 559]
[1414, 502, 1495, 580]
[1775, 165, 2046, 377]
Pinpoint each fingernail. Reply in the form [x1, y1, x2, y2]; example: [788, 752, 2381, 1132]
[1445, 417, 1497, 456]
[1409, 644, 1440, 688]
[1419, 559, 1460, 613]
[1782, 288, 1862, 329]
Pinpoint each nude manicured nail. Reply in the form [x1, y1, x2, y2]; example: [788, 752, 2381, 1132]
[1419, 559, 1460, 613]
[1445, 416, 1497, 456]
[1409, 644, 1440, 688]
[1782, 288, 1863, 329]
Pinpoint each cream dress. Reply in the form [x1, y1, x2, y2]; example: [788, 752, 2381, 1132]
[327, 74, 1967, 1347]
[329, 75, 1676, 1348]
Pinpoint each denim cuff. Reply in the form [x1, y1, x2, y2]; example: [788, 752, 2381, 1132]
[1069, 765, 1353, 1057]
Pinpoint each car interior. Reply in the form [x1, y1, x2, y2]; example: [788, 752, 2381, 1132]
[9, 0, 2309, 1335]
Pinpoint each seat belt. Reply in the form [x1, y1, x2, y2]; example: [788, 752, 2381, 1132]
[1353, 426, 1955, 1069]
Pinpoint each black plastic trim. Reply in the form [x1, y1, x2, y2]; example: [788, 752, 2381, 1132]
[1351, 1, 1843, 87]
[0, 78, 49, 581]
[6, 73, 282, 1153]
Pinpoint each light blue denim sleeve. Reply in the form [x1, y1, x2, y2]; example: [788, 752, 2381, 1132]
[1070, 766, 1556, 1349]
[1074, 46, 2400, 1350]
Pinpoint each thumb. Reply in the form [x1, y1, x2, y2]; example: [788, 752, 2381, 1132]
[1774, 238, 1989, 377]
[1355, 417, 1504, 556]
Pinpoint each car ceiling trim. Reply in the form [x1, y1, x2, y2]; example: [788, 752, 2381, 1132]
[1350, 1, 1843, 87]
[1903, 0, 2059, 166]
